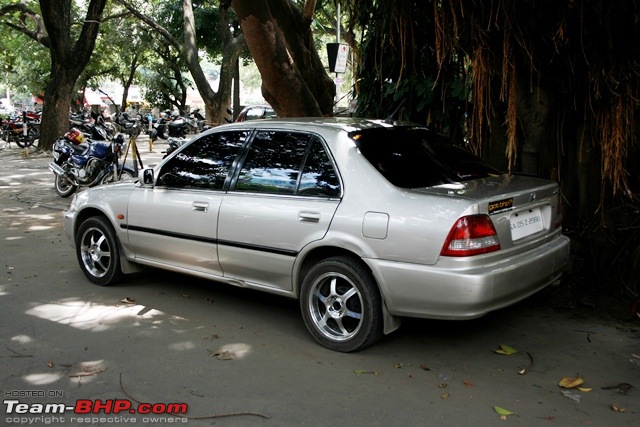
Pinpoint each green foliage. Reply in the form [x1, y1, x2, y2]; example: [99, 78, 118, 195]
[350, 1, 469, 142]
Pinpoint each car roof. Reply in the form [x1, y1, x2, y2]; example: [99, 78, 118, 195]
[216, 117, 421, 133]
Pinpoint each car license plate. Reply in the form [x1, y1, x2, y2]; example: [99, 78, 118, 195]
[510, 208, 544, 240]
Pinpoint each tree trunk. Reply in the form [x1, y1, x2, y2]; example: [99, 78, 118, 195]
[516, 79, 552, 175]
[231, 0, 333, 117]
[269, 0, 335, 115]
[40, 77, 74, 153]
[183, 0, 243, 125]
[38, 0, 107, 151]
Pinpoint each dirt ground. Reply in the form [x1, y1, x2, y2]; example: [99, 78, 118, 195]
[1, 142, 639, 426]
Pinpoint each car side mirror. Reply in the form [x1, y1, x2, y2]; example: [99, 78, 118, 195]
[142, 168, 154, 185]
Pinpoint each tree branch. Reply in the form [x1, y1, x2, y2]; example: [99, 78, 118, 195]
[115, 0, 182, 51]
[0, 3, 49, 47]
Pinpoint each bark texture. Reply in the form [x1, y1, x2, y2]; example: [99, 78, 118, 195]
[231, 0, 335, 117]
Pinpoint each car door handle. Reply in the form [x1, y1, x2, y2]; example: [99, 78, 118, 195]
[192, 201, 209, 212]
[298, 211, 321, 223]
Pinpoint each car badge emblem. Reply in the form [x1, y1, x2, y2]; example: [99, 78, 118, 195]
[530, 193, 537, 202]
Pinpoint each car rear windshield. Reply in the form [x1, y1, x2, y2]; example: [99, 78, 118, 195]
[350, 127, 501, 188]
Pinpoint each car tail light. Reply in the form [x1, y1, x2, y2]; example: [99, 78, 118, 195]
[440, 214, 501, 257]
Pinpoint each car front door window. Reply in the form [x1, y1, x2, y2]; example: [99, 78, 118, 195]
[157, 131, 250, 189]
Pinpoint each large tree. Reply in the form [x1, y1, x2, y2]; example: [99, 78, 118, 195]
[117, 0, 245, 125]
[0, 1, 110, 151]
[229, 0, 335, 117]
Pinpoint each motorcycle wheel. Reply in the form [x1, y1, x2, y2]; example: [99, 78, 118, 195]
[54, 174, 78, 197]
[100, 168, 136, 185]
[15, 127, 39, 148]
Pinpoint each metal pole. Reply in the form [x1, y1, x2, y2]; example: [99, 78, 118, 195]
[335, 3, 341, 112]
[337, 3, 340, 42]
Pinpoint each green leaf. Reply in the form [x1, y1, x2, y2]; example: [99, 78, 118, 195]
[494, 406, 515, 416]
[494, 344, 519, 355]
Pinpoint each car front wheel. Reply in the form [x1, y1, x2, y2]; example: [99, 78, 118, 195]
[76, 216, 124, 286]
[300, 256, 383, 352]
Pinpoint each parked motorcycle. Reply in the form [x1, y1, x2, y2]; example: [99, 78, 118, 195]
[69, 111, 115, 141]
[187, 109, 206, 134]
[150, 111, 191, 142]
[162, 136, 191, 158]
[48, 128, 136, 197]
[1, 111, 41, 148]
[114, 112, 142, 138]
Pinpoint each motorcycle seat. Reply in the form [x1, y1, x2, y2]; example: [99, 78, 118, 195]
[71, 143, 90, 155]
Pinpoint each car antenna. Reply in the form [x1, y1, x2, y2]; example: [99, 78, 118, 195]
[384, 99, 405, 124]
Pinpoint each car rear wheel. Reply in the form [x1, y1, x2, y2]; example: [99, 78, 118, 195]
[76, 216, 124, 286]
[300, 256, 383, 352]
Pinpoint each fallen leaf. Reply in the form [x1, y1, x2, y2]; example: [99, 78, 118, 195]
[559, 375, 584, 388]
[440, 392, 450, 399]
[394, 363, 403, 369]
[46, 361, 54, 368]
[438, 383, 448, 388]
[577, 387, 592, 392]
[120, 297, 135, 304]
[494, 344, 518, 355]
[464, 379, 473, 387]
[494, 406, 515, 416]
[610, 403, 626, 412]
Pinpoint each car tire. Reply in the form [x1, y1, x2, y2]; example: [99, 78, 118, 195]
[300, 256, 383, 352]
[76, 216, 124, 286]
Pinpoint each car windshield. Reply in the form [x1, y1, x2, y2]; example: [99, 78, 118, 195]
[350, 126, 501, 188]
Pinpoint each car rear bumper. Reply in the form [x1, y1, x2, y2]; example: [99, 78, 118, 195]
[367, 235, 570, 320]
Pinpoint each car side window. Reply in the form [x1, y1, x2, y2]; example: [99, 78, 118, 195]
[298, 139, 341, 197]
[157, 131, 249, 190]
[235, 131, 311, 194]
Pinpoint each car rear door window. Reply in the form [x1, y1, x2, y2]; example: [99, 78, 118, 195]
[234, 131, 311, 194]
[157, 131, 249, 190]
[234, 131, 341, 197]
[299, 139, 341, 197]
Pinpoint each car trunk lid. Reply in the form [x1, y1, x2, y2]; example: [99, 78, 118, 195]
[415, 174, 562, 249]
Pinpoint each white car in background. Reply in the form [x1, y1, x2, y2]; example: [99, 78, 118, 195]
[64, 118, 570, 352]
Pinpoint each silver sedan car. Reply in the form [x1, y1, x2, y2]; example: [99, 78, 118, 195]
[64, 118, 570, 352]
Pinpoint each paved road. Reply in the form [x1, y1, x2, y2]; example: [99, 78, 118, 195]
[0, 139, 639, 426]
